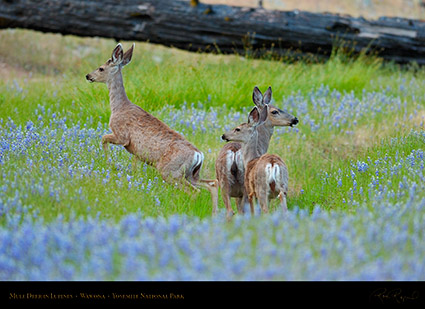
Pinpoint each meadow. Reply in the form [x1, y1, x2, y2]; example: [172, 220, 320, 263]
[1, 29, 425, 280]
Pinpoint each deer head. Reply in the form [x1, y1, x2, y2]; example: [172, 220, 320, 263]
[221, 106, 268, 143]
[252, 86, 298, 127]
[86, 43, 134, 83]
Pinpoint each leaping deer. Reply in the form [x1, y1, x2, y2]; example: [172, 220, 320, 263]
[215, 87, 298, 218]
[86, 43, 218, 213]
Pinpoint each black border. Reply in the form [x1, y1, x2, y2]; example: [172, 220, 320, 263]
[1, 281, 424, 306]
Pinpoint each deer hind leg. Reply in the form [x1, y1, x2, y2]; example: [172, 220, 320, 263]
[278, 191, 288, 213]
[221, 186, 235, 220]
[259, 200, 269, 214]
[160, 168, 200, 195]
[197, 179, 219, 216]
[182, 179, 201, 194]
[175, 177, 201, 195]
[257, 191, 269, 214]
[248, 192, 255, 215]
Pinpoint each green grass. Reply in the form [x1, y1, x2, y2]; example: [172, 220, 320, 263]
[1, 29, 425, 220]
[2, 29, 423, 123]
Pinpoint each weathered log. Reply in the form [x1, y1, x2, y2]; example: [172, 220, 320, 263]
[1, 0, 425, 64]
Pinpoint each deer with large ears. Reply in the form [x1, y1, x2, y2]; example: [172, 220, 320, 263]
[86, 43, 218, 213]
[215, 86, 297, 218]
[222, 106, 289, 215]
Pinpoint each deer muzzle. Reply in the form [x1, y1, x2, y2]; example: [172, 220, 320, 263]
[86, 74, 94, 82]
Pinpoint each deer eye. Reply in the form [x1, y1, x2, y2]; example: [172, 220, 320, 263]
[271, 110, 279, 115]
[99, 67, 104, 72]
[235, 128, 241, 132]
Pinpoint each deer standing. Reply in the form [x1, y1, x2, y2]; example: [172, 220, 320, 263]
[86, 43, 218, 213]
[215, 87, 298, 218]
[221, 105, 290, 214]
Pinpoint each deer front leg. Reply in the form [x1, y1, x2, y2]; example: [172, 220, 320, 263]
[237, 192, 249, 214]
[235, 197, 242, 215]
[131, 155, 138, 172]
[101, 133, 129, 160]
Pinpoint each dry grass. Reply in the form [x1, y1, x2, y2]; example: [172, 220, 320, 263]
[0, 61, 30, 80]
[205, 0, 425, 19]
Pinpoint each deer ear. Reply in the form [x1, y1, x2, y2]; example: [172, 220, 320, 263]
[248, 107, 260, 126]
[111, 43, 124, 65]
[259, 104, 268, 123]
[263, 86, 272, 105]
[122, 43, 135, 66]
[252, 86, 264, 108]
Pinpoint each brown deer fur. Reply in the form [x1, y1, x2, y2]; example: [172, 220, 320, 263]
[222, 106, 289, 215]
[215, 142, 245, 216]
[216, 87, 297, 218]
[86, 43, 218, 213]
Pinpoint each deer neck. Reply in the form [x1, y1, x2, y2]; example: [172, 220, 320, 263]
[241, 122, 274, 169]
[241, 130, 263, 170]
[107, 68, 131, 113]
[255, 121, 274, 155]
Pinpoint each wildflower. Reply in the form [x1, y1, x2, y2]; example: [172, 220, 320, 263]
[25, 121, 34, 131]
[357, 161, 369, 172]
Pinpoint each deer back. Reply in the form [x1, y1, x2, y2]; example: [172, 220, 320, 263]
[109, 103, 201, 173]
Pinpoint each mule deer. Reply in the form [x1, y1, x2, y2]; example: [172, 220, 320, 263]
[222, 106, 289, 214]
[215, 86, 297, 218]
[86, 43, 218, 213]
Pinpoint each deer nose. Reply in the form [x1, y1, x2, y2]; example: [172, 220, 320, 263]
[291, 117, 299, 126]
[86, 74, 95, 82]
[221, 134, 228, 141]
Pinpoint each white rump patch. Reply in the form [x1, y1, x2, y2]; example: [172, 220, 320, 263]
[234, 149, 244, 172]
[193, 151, 204, 169]
[226, 149, 244, 173]
[225, 150, 234, 172]
[265, 163, 281, 186]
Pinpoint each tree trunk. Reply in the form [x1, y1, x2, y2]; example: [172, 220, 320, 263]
[1, 0, 425, 64]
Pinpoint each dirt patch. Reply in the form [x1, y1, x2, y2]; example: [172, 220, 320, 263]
[410, 109, 425, 127]
[313, 112, 425, 162]
[0, 60, 32, 81]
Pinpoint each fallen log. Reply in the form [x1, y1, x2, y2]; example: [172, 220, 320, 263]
[1, 0, 425, 64]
